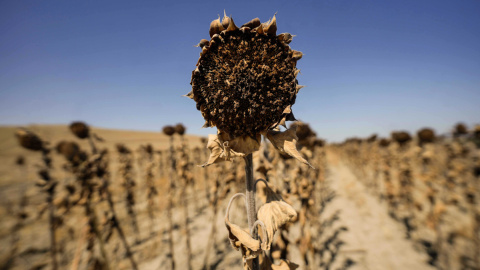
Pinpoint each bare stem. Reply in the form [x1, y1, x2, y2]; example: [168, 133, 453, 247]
[102, 176, 138, 270]
[166, 136, 176, 270]
[88, 135, 97, 155]
[244, 154, 259, 270]
[47, 188, 58, 270]
[41, 149, 57, 270]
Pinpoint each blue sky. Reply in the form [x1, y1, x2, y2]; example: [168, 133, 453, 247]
[1, 0, 479, 142]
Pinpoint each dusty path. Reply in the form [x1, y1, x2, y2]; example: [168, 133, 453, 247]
[324, 150, 434, 270]
[139, 150, 435, 270]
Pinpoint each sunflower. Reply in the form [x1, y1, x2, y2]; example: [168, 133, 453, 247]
[187, 13, 312, 168]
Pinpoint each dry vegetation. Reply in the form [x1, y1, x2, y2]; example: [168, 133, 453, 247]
[0, 122, 479, 270]
[334, 123, 480, 270]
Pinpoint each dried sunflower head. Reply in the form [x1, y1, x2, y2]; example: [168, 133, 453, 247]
[162, 125, 175, 136]
[188, 13, 310, 167]
[174, 123, 186, 135]
[56, 141, 80, 161]
[391, 131, 412, 146]
[454, 123, 468, 136]
[417, 128, 435, 145]
[15, 128, 44, 151]
[69, 121, 90, 139]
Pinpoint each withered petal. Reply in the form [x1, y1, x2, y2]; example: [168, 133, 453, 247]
[265, 14, 277, 36]
[183, 90, 194, 99]
[226, 16, 239, 32]
[195, 39, 209, 48]
[242, 18, 261, 29]
[221, 10, 230, 29]
[202, 120, 212, 128]
[209, 17, 225, 38]
[255, 24, 265, 35]
[291, 50, 303, 61]
[295, 85, 305, 93]
[277, 33, 295, 44]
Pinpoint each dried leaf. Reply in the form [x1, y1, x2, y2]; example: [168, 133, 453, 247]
[266, 127, 314, 168]
[218, 132, 261, 156]
[201, 134, 244, 167]
[202, 134, 223, 166]
[225, 218, 261, 254]
[225, 194, 262, 261]
[257, 186, 297, 250]
[271, 106, 296, 129]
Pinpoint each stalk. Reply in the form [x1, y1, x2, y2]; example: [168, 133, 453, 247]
[84, 198, 110, 270]
[166, 135, 176, 270]
[182, 187, 193, 270]
[47, 185, 58, 270]
[41, 149, 58, 270]
[101, 175, 138, 270]
[202, 174, 220, 270]
[179, 135, 193, 270]
[244, 154, 259, 270]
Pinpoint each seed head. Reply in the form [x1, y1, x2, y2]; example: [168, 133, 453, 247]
[116, 143, 131, 154]
[391, 131, 412, 146]
[56, 141, 80, 161]
[189, 14, 302, 139]
[189, 13, 312, 168]
[291, 122, 316, 141]
[454, 123, 468, 137]
[379, 138, 390, 147]
[69, 122, 90, 139]
[474, 125, 480, 139]
[162, 126, 175, 136]
[174, 123, 186, 135]
[366, 134, 377, 143]
[417, 128, 435, 145]
[15, 128, 44, 151]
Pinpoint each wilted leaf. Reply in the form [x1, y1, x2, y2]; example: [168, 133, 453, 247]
[257, 185, 297, 250]
[201, 134, 223, 166]
[225, 218, 261, 256]
[224, 193, 262, 263]
[201, 134, 244, 167]
[266, 126, 314, 168]
[218, 132, 261, 156]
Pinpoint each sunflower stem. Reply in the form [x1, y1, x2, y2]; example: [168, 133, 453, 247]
[244, 153, 259, 270]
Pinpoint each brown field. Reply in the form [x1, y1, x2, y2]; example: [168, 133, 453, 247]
[0, 124, 479, 270]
